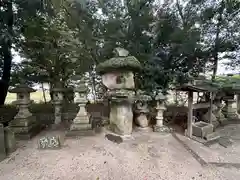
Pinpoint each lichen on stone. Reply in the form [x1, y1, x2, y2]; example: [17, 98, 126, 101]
[136, 90, 152, 102]
[96, 56, 141, 74]
[9, 84, 36, 93]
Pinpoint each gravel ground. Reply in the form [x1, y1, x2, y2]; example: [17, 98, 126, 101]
[0, 129, 240, 180]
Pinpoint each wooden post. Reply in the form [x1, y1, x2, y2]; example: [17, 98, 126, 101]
[187, 91, 193, 138]
[209, 92, 213, 124]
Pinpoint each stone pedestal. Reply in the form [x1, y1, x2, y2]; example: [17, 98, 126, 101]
[9, 85, 41, 139]
[222, 99, 238, 119]
[109, 97, 133, 135]
[9, 101, 39, 139]
[52, 87, 64, 126]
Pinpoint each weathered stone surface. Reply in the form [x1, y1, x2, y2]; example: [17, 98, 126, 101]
[222, 99, 239, 119]
[102, 71, 135, 90]
[153, 125, 171, 133]
[109, 101, 133, 135]
[218, 137, 233, 148]
[0, 124, 6, 161]
[192, 121, 213, 138]
[4, 127, 16, 154]
[12, 123, 42, 140]
[38, 136, 61, 149]
[135, 113, 149, 128]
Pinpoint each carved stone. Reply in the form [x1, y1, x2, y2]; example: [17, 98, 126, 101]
[9, 85, 41, 139]
[38, 136, 61, 149]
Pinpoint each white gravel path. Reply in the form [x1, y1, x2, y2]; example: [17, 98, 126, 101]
[0, 130, 239, 180]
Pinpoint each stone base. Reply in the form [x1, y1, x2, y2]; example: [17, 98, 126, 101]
[70, 123, 92, 131]
[65, 129, 95, 138]
[226, 113, 239, 120]
[134, 126, 152, 132]
[9, 116, 36, 127]
[66, 122, 94, 138]
[153, 125, 171, 133]
[11, 123, 42, 140]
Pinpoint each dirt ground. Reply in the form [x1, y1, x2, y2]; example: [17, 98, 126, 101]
[0, 128, 240, 180]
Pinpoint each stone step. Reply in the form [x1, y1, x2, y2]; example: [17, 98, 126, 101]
[203, 132, 220, 147]
[204, 132, 220, 141]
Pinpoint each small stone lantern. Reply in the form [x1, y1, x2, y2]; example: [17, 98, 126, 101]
[9, 84, 40, 139]
[134, 90, 152, 130]
[213, 92, 226, 124]
[153, 91, 169, 133]
[96, 48, 141, 137]
[67, 78, 93, 136]
[52, 83, 65, 125]
[222, 98, 238, 119]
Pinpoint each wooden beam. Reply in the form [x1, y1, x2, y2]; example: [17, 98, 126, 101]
[187, 91, 193, 138]
[209, 92, 213, 124]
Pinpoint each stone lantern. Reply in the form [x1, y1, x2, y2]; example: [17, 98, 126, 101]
[213, 92, 226, 124]
[67, 78, 93, 136]
[52, 83, 65, 125]
[134, 90, 152, 130]
[9, 84, 40, 139]
[96, 48, 141, 137]
[153, 91, 169, 132]
[222, 97, 238, 119]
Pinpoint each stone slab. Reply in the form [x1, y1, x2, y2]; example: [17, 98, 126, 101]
[4, 127, 16, 154]
[0, 124, 6, 161]
[65, 130, 95, 138]
[70, 123, 92, 131]
[38, 136, 61, 149]
[218, 137, 233, 148]
[153, 125, 171, 133]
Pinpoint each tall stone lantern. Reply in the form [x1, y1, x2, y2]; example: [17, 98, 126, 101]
[96, 48, 141, 137]
[134, 90, 152, 131]
[153, 91, 169, 133]
[52, 84, 65, 125]
[9, 84, 40, 139]
[67, 78, 93, 136]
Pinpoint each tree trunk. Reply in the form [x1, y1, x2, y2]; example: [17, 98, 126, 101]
[49, 82, 54, 101]
[212, 5, 223, 80]
[41, 82, 47, 103]
[0, 1, 13, 106]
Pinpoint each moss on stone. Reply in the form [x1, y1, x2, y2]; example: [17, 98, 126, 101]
[96, 56, 141, 74]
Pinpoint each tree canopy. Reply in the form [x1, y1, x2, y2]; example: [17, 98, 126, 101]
[0, 0, 239, 104]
